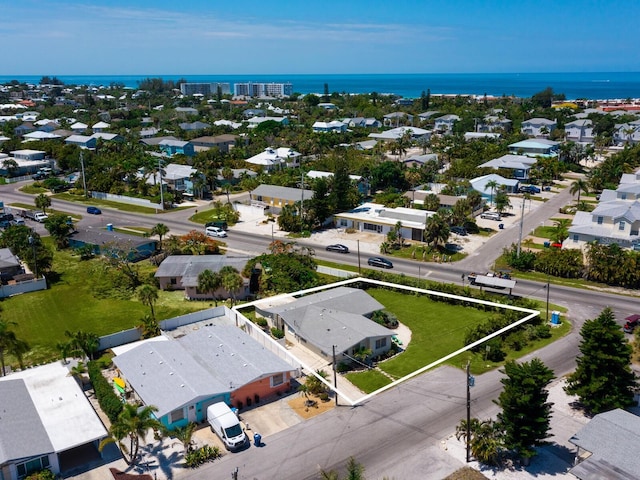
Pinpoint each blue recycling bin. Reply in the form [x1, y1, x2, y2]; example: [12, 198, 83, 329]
[543, 241, 551, 248]
[498, 223, 504, 230]
[253, 433, 262, 447]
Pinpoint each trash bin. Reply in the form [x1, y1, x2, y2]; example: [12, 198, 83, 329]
[543, 241, 550, 248]
[498, 223, 504, 230]
[253, 433, 262, 447]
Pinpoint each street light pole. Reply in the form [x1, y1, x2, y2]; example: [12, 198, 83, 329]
[80, 151, 87, 198]
[546, 274, 550, 321]
[466, 360, 474, 463]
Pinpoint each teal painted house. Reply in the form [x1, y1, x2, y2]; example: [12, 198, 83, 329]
[159, 139, 195, 157]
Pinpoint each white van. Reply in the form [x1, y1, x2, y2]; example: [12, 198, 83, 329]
[206, 402, 247, 451]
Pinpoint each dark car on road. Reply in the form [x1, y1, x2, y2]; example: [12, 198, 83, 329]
[86, 206, 102, 215]
[367, 257, 393, 269]
[519, 185, 541, 194]
[623, 314, 640, 333]
[326, 244, 349, 254]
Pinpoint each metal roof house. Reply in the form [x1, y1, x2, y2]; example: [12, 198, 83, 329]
[155, 255, 251, 300]
[508, 138, 560, 157]
[257, 287, 392, 363]
[479, 154, 537, 180]
[0, 362, 108, 480]
[569, 409, 640, 480]
[249, 184, 313, 211]
[245, 147, 301, 171]
[113, 325, 299, 429]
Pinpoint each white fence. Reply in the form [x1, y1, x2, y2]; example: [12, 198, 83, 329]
[0, 277, 47, 298]
[90, 191, 162, 209]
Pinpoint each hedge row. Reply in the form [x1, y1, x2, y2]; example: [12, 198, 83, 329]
[88, 360, 123, 423]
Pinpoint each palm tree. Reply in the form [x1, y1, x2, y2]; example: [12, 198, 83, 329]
[173, 422, 197, 453]
[35, 193, 52, 213]
[570, 178, 589, 205]
[221, 166, 235, 204]
[423, 213, 450, 250]
[99, 403, 165, 466]
[197, 269, 221, 305]
[150, 223, 169, 250]
[485, 180, 499, 207]
[64, 330, 100, 360]
[136, 284, 159, 321]
[0, 319, 30, 376]
[138, 314, 160, 339]
[552, 218, 572, 244]
[219, 266, 244, 306]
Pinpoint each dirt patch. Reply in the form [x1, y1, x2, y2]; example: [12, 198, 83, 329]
[444, 467, 489, 480]
[287, 395, 335, 420]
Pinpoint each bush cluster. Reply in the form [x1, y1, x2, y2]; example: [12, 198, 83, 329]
[88, 361, 123, 422]
[270, 327, 284, 339]
[184, 445, 221, 468]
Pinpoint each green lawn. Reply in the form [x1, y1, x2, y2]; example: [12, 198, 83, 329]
[345, 287, 570, 393]
[52, 192, 164, 214]
[2, 247, 211, 366]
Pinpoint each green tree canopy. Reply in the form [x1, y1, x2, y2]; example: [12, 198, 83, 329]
[565, 307, 637, 414]
[496, 358, 555, 459]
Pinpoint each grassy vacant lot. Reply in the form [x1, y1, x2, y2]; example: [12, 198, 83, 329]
[346, 287, 569, 393]
[2, 246, 210, 366]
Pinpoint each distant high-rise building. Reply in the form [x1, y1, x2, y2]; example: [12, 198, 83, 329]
[180, 83, 231, 96]
[233, 82, 293, 98]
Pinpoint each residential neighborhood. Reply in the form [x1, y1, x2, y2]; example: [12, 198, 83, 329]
[1, 75, 640, 480]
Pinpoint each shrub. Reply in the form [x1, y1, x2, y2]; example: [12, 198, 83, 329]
[337, 362, 350, 373]
[256, 318, 268, 328]
[88, 361, 123, 422]
[270, 327, 284, 339]
[485, 338, 506, 362]
[184, 444, 221, 468]
[25, 470, 56, 480]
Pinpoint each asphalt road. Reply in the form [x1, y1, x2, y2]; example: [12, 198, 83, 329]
[3, 181, 638, 479]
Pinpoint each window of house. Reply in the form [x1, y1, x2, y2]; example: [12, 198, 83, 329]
[573, 234, 579, 242]
[271, 373, 284, 387]
[621, 193, 627, 200]
[17, 456, 50, 478]
[375, 338, 387, 349]
[170, 408, 185, 423]
[170, 277, 177, 285]
[340, 219, 348, 227]
[597, 216, 603, 225]
[619, 221, 626, 231]
[363, 223, 382, 233]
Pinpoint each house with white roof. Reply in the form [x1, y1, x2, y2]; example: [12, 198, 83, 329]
[521, 118, 556, 137]
[383, 112, 413, 127]
[69, 122, 88, 134]
[257, 286, 392, 363]
[213, 119, 242, 129]
[91, 121, 110, 132]
[65, 135, 97, 149]
[477, 115, 511, 133]
[0, 362, 108, 480]
[113, 325, 299, 428]
[312, 121, 347, 133]
[434, 114, 461, 134]
[566, 171, 640, 251]
[565, 119, 595, 144]
[470, 173, 520, 200]
[368, 126, 431, 143]
[334, 202, 435, 241]
[342, 117, 381, 129]
[23, 131, 62, 141]
[613, 120, 640, 145]
[479, 154, 537, 180]
[246, 116, 289, 129]
[245, 147, 301, 171]
[508, 138, 559, 157]
[90, 132, 124, 143]
[306, 170, 369, 195]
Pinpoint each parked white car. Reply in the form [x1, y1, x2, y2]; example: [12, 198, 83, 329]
[205, 226, 227, 238]
[480, 212, 502, 221]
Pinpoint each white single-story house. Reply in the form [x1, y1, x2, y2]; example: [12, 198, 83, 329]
[249, 184, 314, 210]
[0, 362, 108, 480]
[479, 154, 537, 180]
[245, 147, 302, 171]
[368, 126, 431, 142]
[334, 202, 435, 242]
[312, 121, 347, 133]
[470, 173, 520, 199]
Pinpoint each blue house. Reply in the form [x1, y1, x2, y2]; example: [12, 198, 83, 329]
[65, 135, 97, 149]
[113, 325, 298, 430]
[159, 139, 195, 157]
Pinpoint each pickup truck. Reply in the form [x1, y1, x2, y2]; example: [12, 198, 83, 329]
[24, 210, 48, 223]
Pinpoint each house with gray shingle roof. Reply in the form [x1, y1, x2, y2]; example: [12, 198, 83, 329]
[155, 255, 251, 300]
[569, 409, 640, 480]
[565, 119, 595, 144]
[250, 184, 313, 210]
[520, 117, 556, 138]
[257, 287, 392, 362]
[113, 325, 299, 429]
[0, 362, 107, 480]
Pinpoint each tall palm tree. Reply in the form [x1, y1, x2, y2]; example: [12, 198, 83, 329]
[136, 284, 159, 321]
[99, 403, 165, 466]
[150, 223, 170, 250]
[221, 166, 234, 204]
[485, 179, 499, 207]
[35, 193, 52, 213]
[570, 178, 589, 204]
[197, 269, 221, 305]
[423, 213, 450, 250]
[219, 266, 244, 306]
[552, 218, 572, 244]
[0, 319, 30, 376]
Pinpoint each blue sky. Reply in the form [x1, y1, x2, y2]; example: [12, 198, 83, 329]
[1, 0, 637, 75]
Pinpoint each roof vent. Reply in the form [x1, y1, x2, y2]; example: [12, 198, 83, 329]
[180, 384, 185, 388]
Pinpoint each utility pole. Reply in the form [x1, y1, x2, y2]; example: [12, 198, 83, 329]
[80, 151, 87, 198]
[466, 360, 475, 463]
[517, 196, 526, 257]
[332, 345, 339, 406]
[546, 275, 550, 321]
[158, 158, 165, 210]
[357, 240, 361, 275]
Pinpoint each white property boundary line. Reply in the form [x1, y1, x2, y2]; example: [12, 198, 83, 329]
[233, 277, 539, 407]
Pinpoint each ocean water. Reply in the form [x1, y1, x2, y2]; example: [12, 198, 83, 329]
[1, 72, 640, 100]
